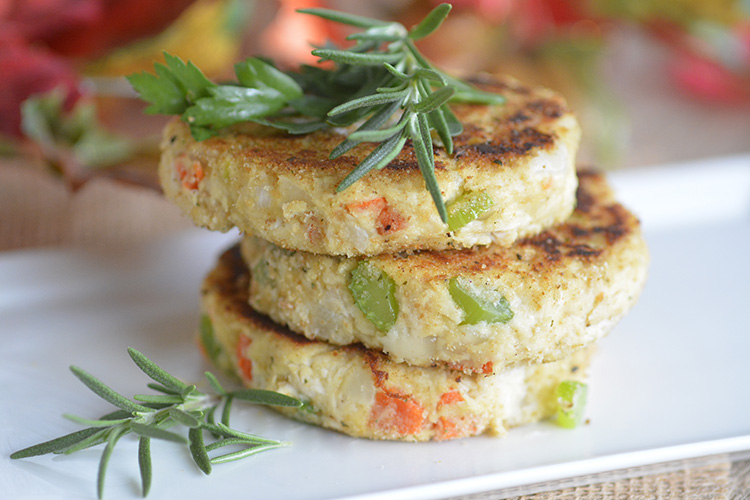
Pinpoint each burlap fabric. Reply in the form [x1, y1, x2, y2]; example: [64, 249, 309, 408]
[2, 162, 747, 498]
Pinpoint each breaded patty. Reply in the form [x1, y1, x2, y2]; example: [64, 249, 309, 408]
[241, 171, 648, 374]
[200, 246, 593, 442]
[160, 76, 580, 256]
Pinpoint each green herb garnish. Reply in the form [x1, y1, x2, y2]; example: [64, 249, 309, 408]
[127, 3, 505, 222]
[10, 348, 301, 499]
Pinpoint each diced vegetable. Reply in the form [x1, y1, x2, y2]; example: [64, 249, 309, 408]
[199, 315, 222, 366]
[375, 203, 406, 235]
[446, 191, 493, 231]
[345, 197, 406, 235]
[555, 380, 588, 429]
[299, 401, 319, 414]
[435, 417, 460, 440]
[448, 277, 513, 325]
[175, 154, 205, 190]
[236, 335, 253, 382]
[370, 391, 424, 436]
[349, 260, 399, 332]
[345, 197, 387, 213]
[438, 390, 463, 408]
[252, 257, 273, 286]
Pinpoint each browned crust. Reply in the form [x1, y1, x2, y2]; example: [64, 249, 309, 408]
[202, 240, 598, 441]
[168, 75, 572, 184]
[383, 170, 639, 279]
[201, 246, 314, 346]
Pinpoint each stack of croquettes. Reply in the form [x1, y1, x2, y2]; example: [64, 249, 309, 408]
[158, 76, 648, 441]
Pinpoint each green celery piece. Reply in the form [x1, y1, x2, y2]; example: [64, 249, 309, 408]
[200, 314, 222, 366]
[446, 191, 494, 232]
[349, 261, 399, 332]
[251, 258, 273, 286]
[448, 277, 513, 325]
[556, 380, 588, 429]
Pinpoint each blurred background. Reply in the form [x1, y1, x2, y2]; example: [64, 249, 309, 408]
[1, 0, 749, 248]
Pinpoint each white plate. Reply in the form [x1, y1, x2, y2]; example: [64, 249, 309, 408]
[2, 155, 750, 500]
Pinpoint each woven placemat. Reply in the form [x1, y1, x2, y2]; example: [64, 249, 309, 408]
[464, 453, 748, 500]
[2, 162, 747, 499]
[0, 162, 192, 251]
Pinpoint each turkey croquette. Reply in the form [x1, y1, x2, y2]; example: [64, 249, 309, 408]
[200, 245, 593, 441]
[160, 76, 580, 256]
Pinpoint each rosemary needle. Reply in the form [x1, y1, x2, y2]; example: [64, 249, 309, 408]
[10, 348, 301, 499]
[127, 3, 506, 222]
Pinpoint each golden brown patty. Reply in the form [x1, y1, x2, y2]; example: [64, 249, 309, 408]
[240, 171, 649, 374]
[200, 246, 593, 441]
[160, 76, 580, 256]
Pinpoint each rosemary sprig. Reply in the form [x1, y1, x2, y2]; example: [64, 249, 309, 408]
[10, 348, 301, 499]
[127, 3, 505, 222]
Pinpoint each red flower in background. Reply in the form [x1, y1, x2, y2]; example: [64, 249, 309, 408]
[1, 0, 194, 58]
[435, 0, 750, 104]
[0, 0, 194, 138]
[444, 0, 598, 46]
[671, 49, 750, 103]
[0, 0, 101, 41]
[445, 0, 513, 23]
[657, 21, 750, 103]
[34, 0, 195, 59]
[0, 31, 82, 138]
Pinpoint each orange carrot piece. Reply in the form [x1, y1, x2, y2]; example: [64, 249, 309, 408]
[345, 197, 406, 235]
[438, 390, 464, 408]
[370, 390, 424, 436]
[435, 417, 460, 440]
[345, 197, 387, 213]
[236, 335, 253, 382]
[375, 204, 406, 235]
[175, 154, 205, 190]
[436, 416, 479, 441]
